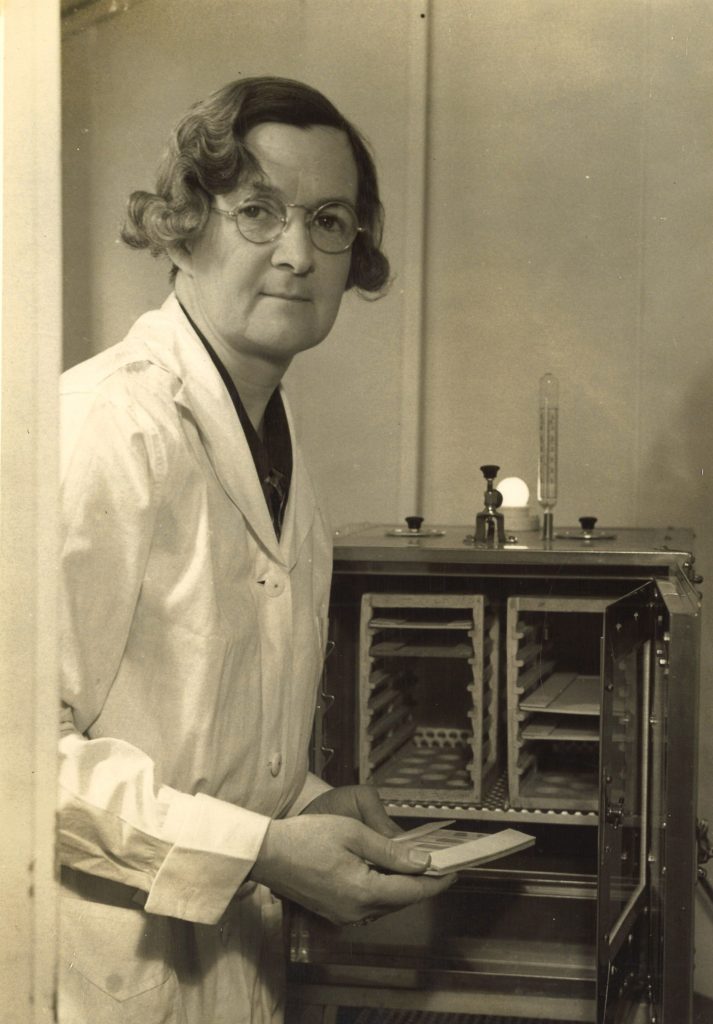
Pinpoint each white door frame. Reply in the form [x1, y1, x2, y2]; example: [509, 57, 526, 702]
[1, 2, 61, 1021]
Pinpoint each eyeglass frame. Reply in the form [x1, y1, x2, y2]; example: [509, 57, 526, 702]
[211, 198, 364, 254]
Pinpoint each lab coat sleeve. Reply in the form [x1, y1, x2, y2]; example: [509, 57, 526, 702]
[59, 726, 270, 923]
[58, 386, 270, 924]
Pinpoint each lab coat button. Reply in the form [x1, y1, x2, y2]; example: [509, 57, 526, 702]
[268, 753, 283, 777]
[264, 573, 286, 596]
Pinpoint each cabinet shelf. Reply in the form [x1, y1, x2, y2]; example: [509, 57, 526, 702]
[520, 672, 600, 716]
[522, 720, 600, 741]
[507, 597, 611, 812]
[369, 616, 473, 630]
[370, 638, 474, 658]
[360, 593, 499, 804]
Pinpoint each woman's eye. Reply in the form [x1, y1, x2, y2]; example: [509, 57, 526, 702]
[240, 203, 273, 221]
[315, 213, 342, 233]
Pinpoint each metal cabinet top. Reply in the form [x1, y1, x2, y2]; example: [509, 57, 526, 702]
[331, 524, 697, 579]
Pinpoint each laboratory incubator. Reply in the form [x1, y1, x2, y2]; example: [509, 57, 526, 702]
[287, 375, 702, 1022]
[288, 522, 701, 1023]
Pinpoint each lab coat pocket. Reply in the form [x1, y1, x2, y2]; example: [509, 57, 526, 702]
[60, 895, 177, 1020]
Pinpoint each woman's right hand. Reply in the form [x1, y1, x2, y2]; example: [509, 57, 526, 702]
[249, 813, 455, 925]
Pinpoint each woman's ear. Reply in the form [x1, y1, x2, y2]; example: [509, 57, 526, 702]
[168, 242, 194, 277]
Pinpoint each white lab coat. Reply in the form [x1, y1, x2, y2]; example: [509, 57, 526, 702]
[57, 293, 333, 1023]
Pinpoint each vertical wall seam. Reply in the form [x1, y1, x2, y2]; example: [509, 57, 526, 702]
[634, 1, 653, 523]
[397, 0, 431, 518]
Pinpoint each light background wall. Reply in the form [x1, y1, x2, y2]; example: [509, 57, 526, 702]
[61, 0, 713, 998]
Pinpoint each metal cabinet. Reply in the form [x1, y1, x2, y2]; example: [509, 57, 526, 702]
[288, 526, 701, 1024]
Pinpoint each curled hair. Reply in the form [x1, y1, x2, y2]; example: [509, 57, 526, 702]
[122, 76, 390, 295]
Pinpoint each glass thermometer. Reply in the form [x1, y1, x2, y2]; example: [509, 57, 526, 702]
[537, 372, 559, 540]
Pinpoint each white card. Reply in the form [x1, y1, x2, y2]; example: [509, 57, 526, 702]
[398, 824, 535, 875]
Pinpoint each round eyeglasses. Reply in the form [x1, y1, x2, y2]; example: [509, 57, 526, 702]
[212, 197, 363, 254]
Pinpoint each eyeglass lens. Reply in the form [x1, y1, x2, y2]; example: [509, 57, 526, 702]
[236, 199, 358, 253]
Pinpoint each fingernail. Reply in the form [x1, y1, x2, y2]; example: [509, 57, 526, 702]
[408, 849, 431, 867]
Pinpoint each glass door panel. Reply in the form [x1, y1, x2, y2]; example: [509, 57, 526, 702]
[597, 582, 655, 1022]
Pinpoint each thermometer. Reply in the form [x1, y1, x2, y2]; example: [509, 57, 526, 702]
[537, 372, 559, 540]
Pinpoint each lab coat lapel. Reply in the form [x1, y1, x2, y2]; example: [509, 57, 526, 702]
[144, 295, 283, 561]
[279, 392, 317, 572]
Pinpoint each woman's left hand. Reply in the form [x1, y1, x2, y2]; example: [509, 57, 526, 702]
[302, 784, 402, 838]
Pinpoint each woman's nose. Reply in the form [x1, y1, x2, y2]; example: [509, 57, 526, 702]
[271, 211, 315, 274]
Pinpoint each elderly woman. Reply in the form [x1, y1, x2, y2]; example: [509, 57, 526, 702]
[58, 76, 452, 1024]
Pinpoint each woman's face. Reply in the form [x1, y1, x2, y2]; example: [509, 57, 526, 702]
[176, 122, 358, 373]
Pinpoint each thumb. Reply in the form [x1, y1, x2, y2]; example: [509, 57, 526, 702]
[352, 785, 402, 837]
[355, 826, 432, 874]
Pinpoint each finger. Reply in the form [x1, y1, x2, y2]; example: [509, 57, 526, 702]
[364, 869, 457, 915]
[353, 786, 402, 837]
[353, 825, 434, 874]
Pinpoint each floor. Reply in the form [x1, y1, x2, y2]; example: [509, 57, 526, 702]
[329, 995, 713, 1024]
[695, 992, 713, 1024]
[336, 1013, 582, 1024]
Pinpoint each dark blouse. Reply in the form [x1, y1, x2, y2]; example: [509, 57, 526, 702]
[179, 302, 292, 539]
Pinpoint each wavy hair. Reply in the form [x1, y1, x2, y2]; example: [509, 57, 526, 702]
[121, 76, 390, 294]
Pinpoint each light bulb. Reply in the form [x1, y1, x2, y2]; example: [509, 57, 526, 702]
[498, 477, 530, 508]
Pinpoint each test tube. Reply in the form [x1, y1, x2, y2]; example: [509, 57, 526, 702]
[537, 372, 559, 540]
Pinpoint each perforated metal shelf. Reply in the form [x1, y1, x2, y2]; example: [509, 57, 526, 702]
[384, 770, 598, 826]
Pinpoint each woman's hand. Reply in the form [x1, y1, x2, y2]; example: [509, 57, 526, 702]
[250, 799, 455, 926]
[301, 784, 404, 837]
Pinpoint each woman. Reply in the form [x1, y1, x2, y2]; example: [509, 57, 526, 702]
[58, 76, 452, 1024]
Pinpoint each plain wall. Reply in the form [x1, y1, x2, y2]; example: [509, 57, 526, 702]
[61, 0, 713, 999]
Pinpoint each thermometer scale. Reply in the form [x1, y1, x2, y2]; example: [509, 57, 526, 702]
[537, 372, 559, 541]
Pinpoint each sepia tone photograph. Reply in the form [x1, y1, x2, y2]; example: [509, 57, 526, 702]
[2, 1, 712, 1022]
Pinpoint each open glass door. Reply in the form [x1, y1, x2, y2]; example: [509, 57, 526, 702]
[597, 582, 655, 1023]
[649, 575, 700, 1024]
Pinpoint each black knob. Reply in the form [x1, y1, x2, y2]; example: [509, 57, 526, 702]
[579, 517, 597, 532]
[487, 488, 504, 510]
[480, 464, 500, 480]
[405, 516, 424, 532]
